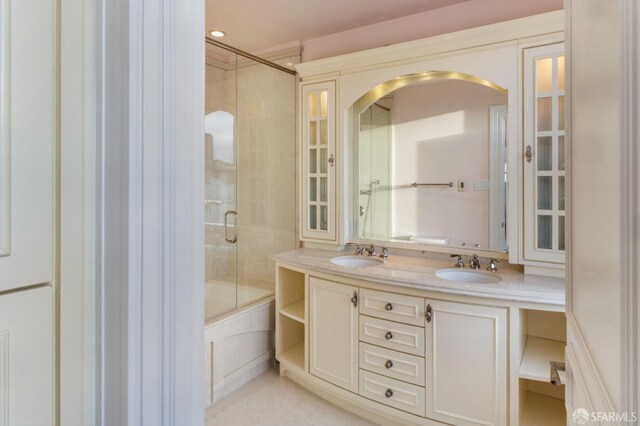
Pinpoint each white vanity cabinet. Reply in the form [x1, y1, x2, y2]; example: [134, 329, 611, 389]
[309, 277, 358, 392]
[300, 81, 338, 242]
[425, 300, 508, 426]
[276, 262, 521, 426]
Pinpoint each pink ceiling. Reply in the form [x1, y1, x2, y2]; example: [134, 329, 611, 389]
[205, 0, 471, 53]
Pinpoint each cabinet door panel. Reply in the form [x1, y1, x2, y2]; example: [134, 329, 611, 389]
[0, 0, 55, 291]
[309, 277, 358, 392]
[301, 81, 337, 242]
[425, 300, 507, 426]
[0, 286, 54, 425]
[523, 42, 566, 264]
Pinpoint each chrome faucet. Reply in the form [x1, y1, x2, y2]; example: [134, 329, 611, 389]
[354, 245, 365, 256]
[450, 254, 465, 268]
[469, 254, 481, 270]
[364, 244, 376, 257]
[487, 258, 501, 272]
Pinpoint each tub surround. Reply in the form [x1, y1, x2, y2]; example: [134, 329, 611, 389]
[273, 248, 564, 306]
[205, 298, 276, 407]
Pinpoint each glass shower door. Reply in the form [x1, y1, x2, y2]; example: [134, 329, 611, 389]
[204, 47, 238, 320]
[234, 53, 297, 307]
[204, 44, 297, 321]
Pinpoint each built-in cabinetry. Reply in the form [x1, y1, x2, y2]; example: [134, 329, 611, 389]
[309, 277, 358, 392]
[295, 12, 566, 273]
[523, 43, 566, 265]
[300, 81, 337, 242]
[426, 300, 507, 425]
[275, 260, 559, 426]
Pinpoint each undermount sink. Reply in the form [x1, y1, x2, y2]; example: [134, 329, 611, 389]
[436, 268, 502, 284]
[331, 256, 383, 268]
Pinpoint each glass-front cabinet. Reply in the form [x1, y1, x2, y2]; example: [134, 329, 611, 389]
[523, 43, 565, 264]
[301, 81, 337, 242]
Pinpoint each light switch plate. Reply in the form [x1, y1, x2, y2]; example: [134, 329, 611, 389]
[474, 179, 490, 190]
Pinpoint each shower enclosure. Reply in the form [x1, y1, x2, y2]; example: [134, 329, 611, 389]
[204, 41, 298, 320]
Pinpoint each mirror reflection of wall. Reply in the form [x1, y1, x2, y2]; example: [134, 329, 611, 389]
[355, 77, 508, 252]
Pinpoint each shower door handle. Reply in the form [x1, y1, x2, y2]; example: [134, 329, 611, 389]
[224, 210, 238, 243]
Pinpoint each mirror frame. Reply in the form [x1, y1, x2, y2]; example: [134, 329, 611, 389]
[349, 71, 510, 259]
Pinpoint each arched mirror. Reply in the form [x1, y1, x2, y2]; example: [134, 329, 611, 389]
[352, 72, 509, 252]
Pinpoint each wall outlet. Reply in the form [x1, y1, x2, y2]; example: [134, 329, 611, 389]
[474, 179, 490, 190]
[457, 180, 467, 192]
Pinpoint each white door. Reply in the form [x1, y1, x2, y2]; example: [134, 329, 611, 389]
[565, 1, 638, 421]
[309, 277, 358, 392]
[424, 300, 507, 425]
[0, 0, 55, 423]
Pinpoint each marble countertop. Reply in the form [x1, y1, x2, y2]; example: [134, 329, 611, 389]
[272, 248, 565, 307]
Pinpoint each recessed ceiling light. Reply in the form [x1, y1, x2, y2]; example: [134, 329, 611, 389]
[210, 30, 226, 38]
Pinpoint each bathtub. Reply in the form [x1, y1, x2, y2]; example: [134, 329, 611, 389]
[204, 280, 275, 406]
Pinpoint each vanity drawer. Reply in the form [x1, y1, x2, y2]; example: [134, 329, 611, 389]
[359, 342, 425, 386]
[359, 316, 425, 356]
[359, 370, 426, 417]
[359, 289, 424, 326]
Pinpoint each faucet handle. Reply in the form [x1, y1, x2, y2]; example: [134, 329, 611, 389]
[379, 247, 389, 259]
[355, 245, 365, 256]
[450, 254, 464, 268]
[487, 258, 501, 272]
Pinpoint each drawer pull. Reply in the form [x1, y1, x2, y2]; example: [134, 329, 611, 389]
[384, 331, 393, 340]
[384, 303, 393, 311]
[385, 388, 393, 398]
[384, 360, 393, 369]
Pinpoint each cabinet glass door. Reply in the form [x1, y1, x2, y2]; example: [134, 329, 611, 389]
[524, 43, 565, 263]
[302, 81, 336, 241]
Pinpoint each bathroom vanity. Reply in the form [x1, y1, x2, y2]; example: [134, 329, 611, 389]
[274, 250, 565, 426]
[276, 10, 567, 426]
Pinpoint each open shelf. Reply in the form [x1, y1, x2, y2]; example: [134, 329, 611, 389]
[520, 391, 566, 426]
[280, 298, 305, 323]
[279, 341, 305, 371]
[520, 336, 565, 382]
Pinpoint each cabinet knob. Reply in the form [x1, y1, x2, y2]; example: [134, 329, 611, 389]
[385, 388, 393, 398]
[384, 303, 393, 311]
[384, 331, 393, 340]
[328, 153, 335, 167]
[384, 360, 393, 369]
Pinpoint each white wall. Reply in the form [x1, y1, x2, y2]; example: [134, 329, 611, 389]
[391, 80, 506, 248]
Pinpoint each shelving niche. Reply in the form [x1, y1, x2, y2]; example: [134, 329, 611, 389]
[275, 266, 306, 373]
[519, 309, 567, 425]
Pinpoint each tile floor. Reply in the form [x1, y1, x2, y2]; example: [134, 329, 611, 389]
[205, 367, 376, 426]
